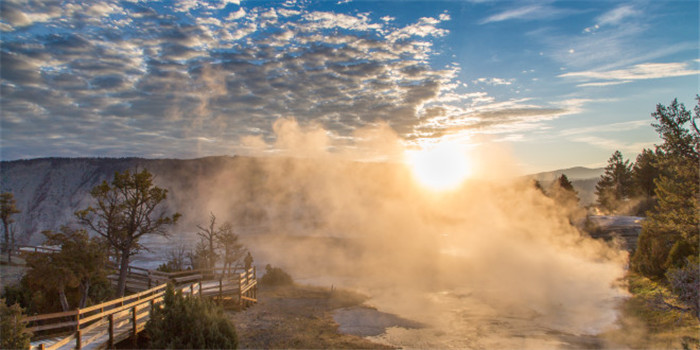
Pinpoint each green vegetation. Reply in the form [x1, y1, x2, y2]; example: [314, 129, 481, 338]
[260, 264, 293, 287]
[145, 284, 238, 349]
[1, 192, 21, 264]
[603, 273, 699, 349]
[76, 168, 181, 296]
[595, 150, 634, 213]
[631, 98, 699, 288]
[0, 299, 31, 350]
[593, 97, 699, 322]
[3, 227, 112, 314]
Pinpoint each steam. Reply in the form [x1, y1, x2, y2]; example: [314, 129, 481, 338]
[171, 119, 628, 347]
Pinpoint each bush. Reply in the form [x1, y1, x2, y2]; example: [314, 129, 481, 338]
[0, 299, 32, 350]
[260, 264, 293, 287]
[145, 284, 237, 349]
[666, 256, 699, 319]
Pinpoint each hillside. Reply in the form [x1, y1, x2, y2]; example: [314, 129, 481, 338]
[0, 156, 400, 247]
[529, 166, 604, 205]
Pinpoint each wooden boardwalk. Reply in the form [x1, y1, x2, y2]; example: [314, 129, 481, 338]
[21, 260, 257, 350]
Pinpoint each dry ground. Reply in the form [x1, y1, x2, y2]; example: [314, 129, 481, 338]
[227, 284, 394, 349]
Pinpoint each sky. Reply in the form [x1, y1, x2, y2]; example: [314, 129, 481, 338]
[0, 0, 697, 172]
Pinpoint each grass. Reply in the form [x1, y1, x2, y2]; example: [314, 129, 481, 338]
[601, 273, 699, 349]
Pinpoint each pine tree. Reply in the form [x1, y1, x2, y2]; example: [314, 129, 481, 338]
[632, 98, 700, 279]
[24, 227, 109, 311]
[0, 299, 32, 350]
[76, 169, 181, 296]
[217, 222, 246, 276]
[632, 148, 660, 198]
[145, 285, 238, 349]
[595, 150, 633, 213]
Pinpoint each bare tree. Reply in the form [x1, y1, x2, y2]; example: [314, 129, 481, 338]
[196, 212, 219, 270]
[1, 192, 21, 264]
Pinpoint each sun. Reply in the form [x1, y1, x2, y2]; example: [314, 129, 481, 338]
[405, 141, 472, 191]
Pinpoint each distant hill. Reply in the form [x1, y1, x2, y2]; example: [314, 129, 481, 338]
[530, 166, 604, 181]
[528, 166, 604, 205]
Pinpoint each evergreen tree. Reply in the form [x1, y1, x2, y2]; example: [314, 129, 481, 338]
[0, 192, 21, 264]
[76, 169, 181, 296]
[145, 285, 238, 349]
[217, 222, 246, 276]
[632, 98, 700, 279]
[595, 150, 633, 213]
[24, 227, 109, 311]
[632, 148, 660, 198]
[0, 299, 32, 350]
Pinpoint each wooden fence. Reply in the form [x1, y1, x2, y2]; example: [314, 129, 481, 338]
[15, 246, 257, 350]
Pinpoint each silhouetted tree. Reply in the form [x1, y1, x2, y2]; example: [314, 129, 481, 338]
[76, 169, 181, 296]
[196, 212, 219, 270]
[1, 192, 20, 264]
[595, 150, 633, 213]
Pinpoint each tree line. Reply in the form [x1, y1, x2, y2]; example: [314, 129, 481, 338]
[595, 97, 699, 319]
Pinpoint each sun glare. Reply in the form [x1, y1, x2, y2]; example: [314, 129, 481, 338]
[406, 141, 472, 191]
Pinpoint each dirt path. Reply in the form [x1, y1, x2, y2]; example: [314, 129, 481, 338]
[227, 284, 394, 349]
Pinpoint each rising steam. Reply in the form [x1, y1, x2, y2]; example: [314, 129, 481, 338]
[170, 119, 628, 348]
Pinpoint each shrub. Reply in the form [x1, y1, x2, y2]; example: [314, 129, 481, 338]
[145, 284, 237, 349]
[666, 256, 699, 319]
[260, 264, 293, 287]
[0, 299, 32, 350]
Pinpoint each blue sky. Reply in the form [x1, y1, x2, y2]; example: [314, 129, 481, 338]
[0, 0, 697, 172]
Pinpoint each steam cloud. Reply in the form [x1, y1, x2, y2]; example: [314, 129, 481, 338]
[170, 119, 628, 348]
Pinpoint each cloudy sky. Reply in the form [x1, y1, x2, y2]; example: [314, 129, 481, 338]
[0, 0, 697, 172]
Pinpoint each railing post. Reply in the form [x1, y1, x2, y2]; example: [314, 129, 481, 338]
[238, 274, 243, 308]
[108, 314, 114, 348]
[131, 306, 137, 348]
[219, 278, 223, 305]
[39, 344, 45, 350]
[198, 280, 202, 296]
[75, 309, 81, 349]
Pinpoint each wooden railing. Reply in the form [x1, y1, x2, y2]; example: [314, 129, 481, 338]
[25, 267, 256, 350]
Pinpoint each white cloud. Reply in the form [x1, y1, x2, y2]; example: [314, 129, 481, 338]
[480, 3, 572, 24]
[571, 136, 655, 154]
[576, 80, 630, 88]
[226, 8, 246, 20]
[474, 77, 514, 86]
[597, 5, 640, 26]
[302, 11, 383, 32]
[560, 120, 648, 136]
[387, 16, 449, 41]
[560, 62, 700, 85]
